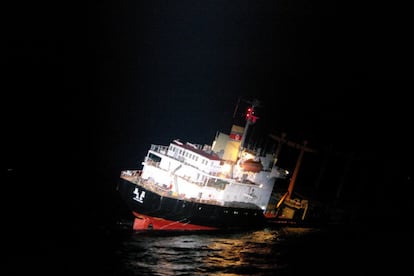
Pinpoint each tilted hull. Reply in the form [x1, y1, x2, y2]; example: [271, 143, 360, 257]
[118, 178, 268, 231]
[116, 100, 329, 230]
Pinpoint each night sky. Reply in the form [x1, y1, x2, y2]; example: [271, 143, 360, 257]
[87, 1, 412, 163]
[3, 1, 413, 244]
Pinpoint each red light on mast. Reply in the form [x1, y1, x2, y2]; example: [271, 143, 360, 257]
[246, 107, 252, 119]
[246, 106, 258, 123]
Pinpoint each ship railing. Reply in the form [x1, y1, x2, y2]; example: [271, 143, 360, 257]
[177, 174, 216, 188]
[180, 160, 214, 175]
[145, 152, 223, 180]
[137, 178, 174, 197]
[147, 144, 221, 177]
[149, 144, 169, 154]
[143, 158, 211, 188]
[120, 170, 142, 179]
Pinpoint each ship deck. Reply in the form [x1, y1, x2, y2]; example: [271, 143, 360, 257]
[120, 171, 223, 206]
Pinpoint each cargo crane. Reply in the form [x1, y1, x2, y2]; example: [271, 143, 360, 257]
[267, 133, 317, 222]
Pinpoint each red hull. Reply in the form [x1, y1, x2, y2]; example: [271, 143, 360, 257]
[132, 211, 218, 231]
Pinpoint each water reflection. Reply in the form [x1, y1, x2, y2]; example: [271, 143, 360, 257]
[201, 230, 281, 275]
[116, 227, 320, 276]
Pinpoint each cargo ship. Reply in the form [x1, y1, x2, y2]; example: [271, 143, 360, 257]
[117, 99, 314, 231]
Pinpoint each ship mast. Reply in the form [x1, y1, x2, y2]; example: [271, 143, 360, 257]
[239, 99, 260, 157]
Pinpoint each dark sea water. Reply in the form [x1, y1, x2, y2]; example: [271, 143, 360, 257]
[78, 223, 410, 276]
[114, 227, 316, 276]
[3, 212, 412, 276]
[2, 170, 412, 275]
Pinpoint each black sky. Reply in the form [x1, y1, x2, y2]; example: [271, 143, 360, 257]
[3, 1, 413, 243]
[82, 1, 412, 167]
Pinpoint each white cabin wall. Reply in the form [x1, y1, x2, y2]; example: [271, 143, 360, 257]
[141, 165, 170, 186]
[211, 132, 229, 158]
[255, 181, 275, 209]
[174, 178, 223, 200]
[222, 180, 275, 209]
[222, 183, 254, 203]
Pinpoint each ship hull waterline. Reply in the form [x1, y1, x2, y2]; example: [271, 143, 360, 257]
[118, 178, 272, 231]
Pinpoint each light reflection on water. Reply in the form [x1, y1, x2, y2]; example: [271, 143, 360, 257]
[115, 227, 320, 276]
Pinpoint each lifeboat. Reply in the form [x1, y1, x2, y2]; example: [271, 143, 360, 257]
[241, 159, 263, 172]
